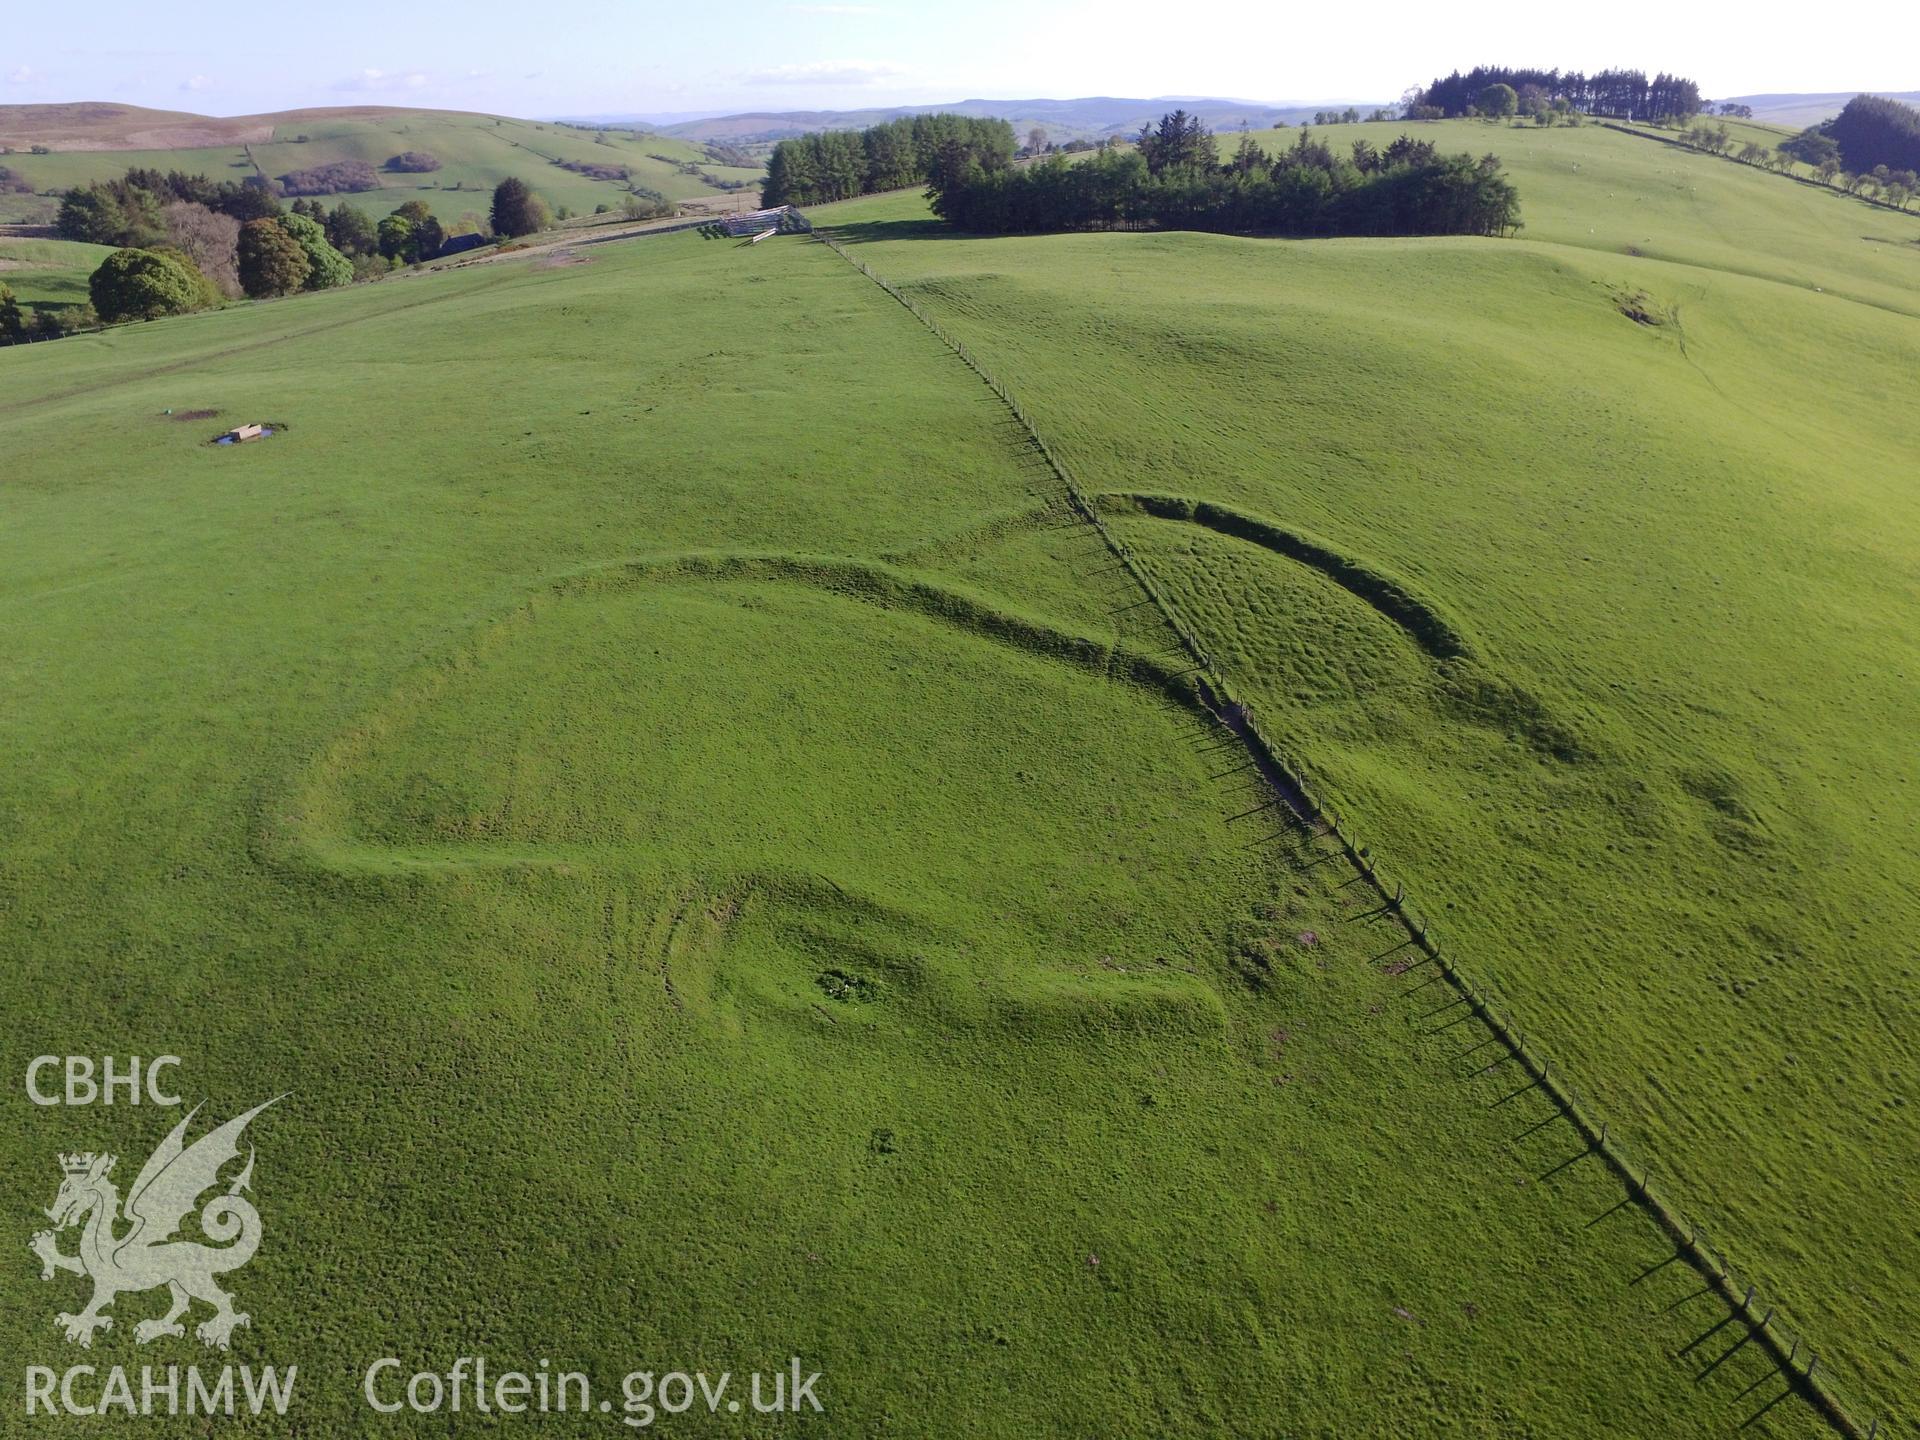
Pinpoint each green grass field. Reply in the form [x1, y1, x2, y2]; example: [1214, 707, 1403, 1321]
[1229, 118, 1920, 313]
[2, 114, 1912, 1434]
[0, 111, 761, 225]
[813, 122, 1920, 1416]
[0, 236, 115, 314]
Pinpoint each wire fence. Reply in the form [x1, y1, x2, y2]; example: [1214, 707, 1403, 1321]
[813, 225, 1893, 1439]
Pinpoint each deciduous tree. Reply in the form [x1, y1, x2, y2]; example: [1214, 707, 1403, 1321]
[490, 177, 548, 237]
[237, 218, 311, 297]
[162, 201, 242, 297]
[0, 284, 25, 344]
[280, 212, 354, 288]
[325, 202, 378, 257]
[87, 248, 213, 322]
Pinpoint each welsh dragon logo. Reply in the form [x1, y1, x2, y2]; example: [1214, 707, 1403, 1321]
[29, 1098, 281, 1350]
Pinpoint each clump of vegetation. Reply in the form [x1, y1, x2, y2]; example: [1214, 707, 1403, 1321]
[161, 201, 243, 296]
[0, 283, 26, 343]
[1412, 66, 1702, 123]
[276, 159, 380, 195]
[58, 167, 282, 250]
[236, 217, 311, 297]
[930, 114, 1520, 238]
[490, 176, 549, 237]
[555, 159, 632, 182]
[318, 200, 377, 258]
[1816, 93, 1920, 176]
[385, 151, 442, 173]
[0, 164, 33, 194]
[279, 212, 353, 289]
[377, 199, 445, 263]
[622, 192, 673, 220]
[763, 114, 1015, 206]
[86, 246, 216, 322]
[816, 969, 879, 1004]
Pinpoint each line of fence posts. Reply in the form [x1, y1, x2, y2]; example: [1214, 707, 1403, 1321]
[812, 229, 1887, 1440]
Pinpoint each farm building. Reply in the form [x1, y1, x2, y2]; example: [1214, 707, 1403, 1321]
[436, 233, 488, 258]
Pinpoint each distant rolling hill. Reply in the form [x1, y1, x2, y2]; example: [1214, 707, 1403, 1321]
[575, 96, 1396, 147]
[0, 101, 499, 151]
[0, 103, 763, 225]
[1723, 89, 1920, 129]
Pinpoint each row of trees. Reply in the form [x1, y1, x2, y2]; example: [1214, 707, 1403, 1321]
[58, 169, 282, 246]
[1680, 120, 1919, 208]
[82, 211, 355, 323]
[1307, 108, 1400, 126]
[1413, 67, 1704, 124]
[15, 170, 556, 341]
[928, 114, 1520, 239]
[60, 165, 550, 251]
[762, 115, 1016, 206]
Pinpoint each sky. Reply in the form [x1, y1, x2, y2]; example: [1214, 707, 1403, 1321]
[3, 0, 1913, 119]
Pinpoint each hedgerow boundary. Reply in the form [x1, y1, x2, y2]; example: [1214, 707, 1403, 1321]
[810, 225, 1890, 1440]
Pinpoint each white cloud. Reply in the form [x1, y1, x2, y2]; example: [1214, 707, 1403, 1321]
[181, 74, 212, 92]
[6, 65, 34, 85]
[333, 67, 431, 93]
[746, 59, 905, 86]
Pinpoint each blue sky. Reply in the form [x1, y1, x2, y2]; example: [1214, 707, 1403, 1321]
[3, 0, 1911, 118]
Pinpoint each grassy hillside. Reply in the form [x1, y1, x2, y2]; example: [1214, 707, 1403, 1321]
[1231, 117, 1920, 314]
[0, 219, 1831, 1432]
[813, 118, 1920, 1417]
[0, 109, 761, 224]
[0, 235, 115, 314]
